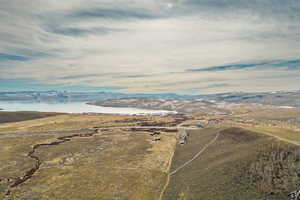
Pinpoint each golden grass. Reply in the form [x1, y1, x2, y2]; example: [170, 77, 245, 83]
[163, 127, 300, 200]
[0, 114, 177, 200]
[3, 108, 300, 199]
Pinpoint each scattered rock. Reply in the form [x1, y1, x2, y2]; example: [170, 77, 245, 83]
[64, 157, 75, 164]
[96, 146, 104, 151]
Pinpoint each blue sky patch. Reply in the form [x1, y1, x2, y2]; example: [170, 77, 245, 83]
[186, 60, 300, 72]
[0, 53, 29, 62]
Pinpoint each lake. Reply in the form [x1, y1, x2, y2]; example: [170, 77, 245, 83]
[0, 101, 176, 115]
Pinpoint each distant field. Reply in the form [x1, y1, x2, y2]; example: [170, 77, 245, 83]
[0, 111, 60, 124]
[163, 127, 300, 200]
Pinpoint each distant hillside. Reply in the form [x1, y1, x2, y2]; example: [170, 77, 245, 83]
[91, 98, 231, 115]
[0, 91, 202, 102]
[210, 91, 300, 107]
[1, 90, 300, 108]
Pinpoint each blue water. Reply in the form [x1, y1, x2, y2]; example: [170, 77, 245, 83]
[0, 101, 176, 115]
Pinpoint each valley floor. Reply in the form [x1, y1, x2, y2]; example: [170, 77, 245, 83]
[1, 108, 300, 200]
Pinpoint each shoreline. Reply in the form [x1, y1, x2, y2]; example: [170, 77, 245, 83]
[0, 101, 177, 116]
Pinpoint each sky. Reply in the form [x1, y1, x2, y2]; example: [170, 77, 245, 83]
[0, 0, 300, 94]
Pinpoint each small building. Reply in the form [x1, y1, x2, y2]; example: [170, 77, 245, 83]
[177, 130, 188, 145]
[197, 120, 209, 127]
[179, 138, 186, 145]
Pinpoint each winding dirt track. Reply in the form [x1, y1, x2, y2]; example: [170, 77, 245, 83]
[158, 130, 220, 200]
[170, 131, 220, 176]
[158, 151, 175, 200]
[246, 128, 300, 146]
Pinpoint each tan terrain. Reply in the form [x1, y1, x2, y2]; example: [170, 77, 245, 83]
[0, 113, 180, 200]
[1, 107, 300, 200]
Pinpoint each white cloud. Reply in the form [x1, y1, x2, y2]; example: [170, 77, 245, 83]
[0, 0, 300, 93]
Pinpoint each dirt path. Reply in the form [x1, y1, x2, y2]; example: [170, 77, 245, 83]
[243, 127, 300, 146]
[158, 130, 220, 200]
[262, 132, 300, 146]
[170, 131, 220, 176]
[158, 150, 175, 200]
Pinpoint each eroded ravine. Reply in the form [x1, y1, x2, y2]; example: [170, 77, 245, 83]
[4, 129, 98, 199]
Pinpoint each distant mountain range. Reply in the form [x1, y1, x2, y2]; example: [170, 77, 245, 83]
[0, 90, 300, 107]
[208, 91, 300, 107]
[0, 90, 202, 102]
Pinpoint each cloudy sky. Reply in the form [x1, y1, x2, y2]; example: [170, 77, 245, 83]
[0, 0, 300, 94]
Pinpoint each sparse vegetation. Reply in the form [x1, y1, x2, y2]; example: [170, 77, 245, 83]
[247, 145, 300, 199]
